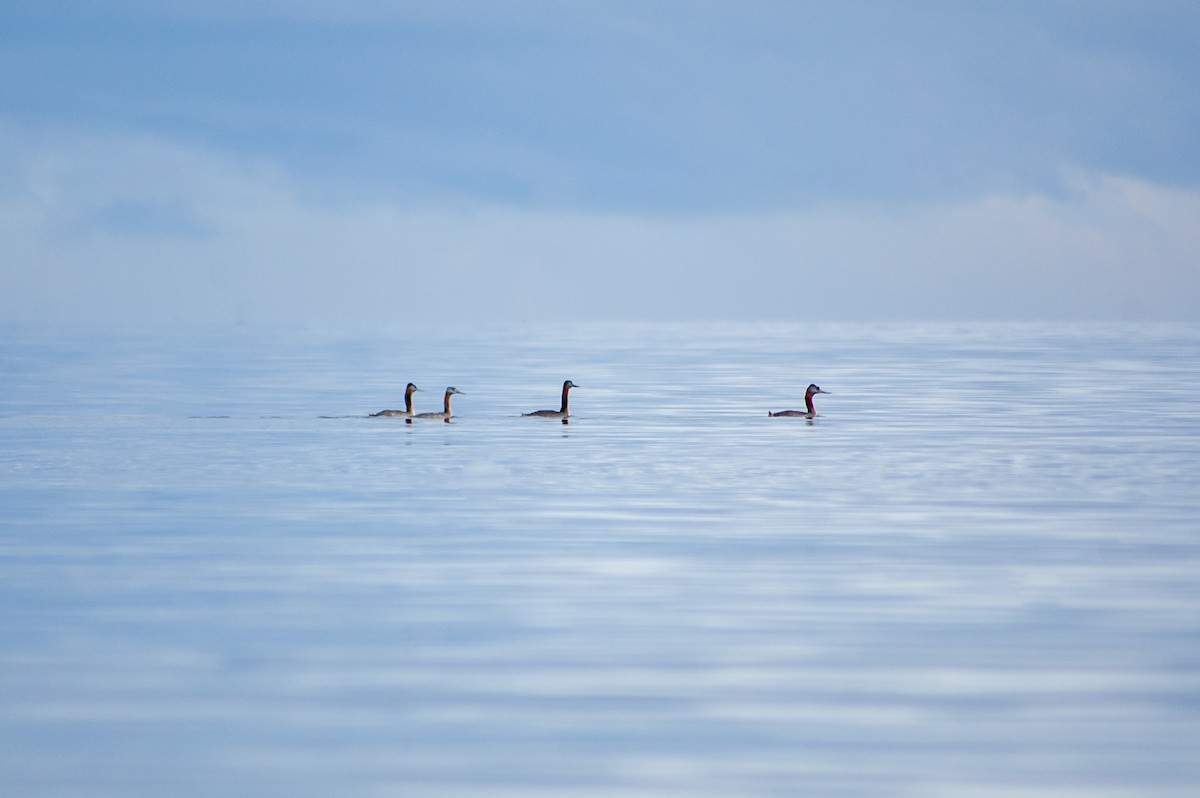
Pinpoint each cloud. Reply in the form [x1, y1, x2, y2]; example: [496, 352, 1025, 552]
[3, 130, 1197, 327]
[4, 3, 1198, 214]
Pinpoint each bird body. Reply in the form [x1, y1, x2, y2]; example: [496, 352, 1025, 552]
[523, 380, 577, 419]
[415, 387, 462, 421]
[768, 384, 829, 418]
[371, 382, 420, 417]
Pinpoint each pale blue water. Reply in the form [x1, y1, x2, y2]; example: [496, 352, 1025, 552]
[2, 322, 1198, 797]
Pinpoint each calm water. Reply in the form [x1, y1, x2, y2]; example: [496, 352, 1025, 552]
[2, 321, 1198, 797]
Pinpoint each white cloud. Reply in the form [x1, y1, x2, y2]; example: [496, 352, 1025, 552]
[3, 130, 1198, 327]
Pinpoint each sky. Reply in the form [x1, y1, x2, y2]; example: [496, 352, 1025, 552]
[2, 1, 1199, 327]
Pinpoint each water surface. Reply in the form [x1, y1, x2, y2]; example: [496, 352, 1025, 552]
[2, 322, 1198, 796]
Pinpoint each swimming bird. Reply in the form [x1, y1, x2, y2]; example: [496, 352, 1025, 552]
[415, 387, 463, 421]
[370, 382, 421, 417]
[768, 384, 829, 418]
[522, 380, 577, 419]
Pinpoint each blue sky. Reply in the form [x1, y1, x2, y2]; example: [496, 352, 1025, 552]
[2, 1, 1198, 326]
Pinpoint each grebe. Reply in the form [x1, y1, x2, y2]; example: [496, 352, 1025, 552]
[414, 387, 463, 421]
[370, 382, 421, 417]
[768, 384, 829, 418]
[522, 380, 577, 419]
